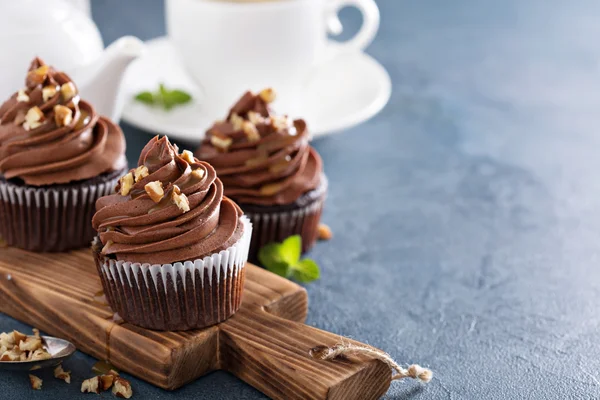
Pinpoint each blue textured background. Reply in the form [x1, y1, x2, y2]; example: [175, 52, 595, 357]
[2, 0, 600, 398]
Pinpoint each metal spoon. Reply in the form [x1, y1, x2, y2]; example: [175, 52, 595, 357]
[0, 336, 76, 371]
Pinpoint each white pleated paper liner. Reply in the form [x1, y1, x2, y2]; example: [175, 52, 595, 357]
[0, 172, 121, 252]
[94, 216, 252, 331]
[242, 190, 326, 262]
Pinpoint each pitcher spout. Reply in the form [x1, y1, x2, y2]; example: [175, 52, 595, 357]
[74, 36, 145, 122]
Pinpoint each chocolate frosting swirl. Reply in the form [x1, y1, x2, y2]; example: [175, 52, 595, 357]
[195, 90, 323, 206]
[92, 136, 245, 265]
[0, 58, 126, 186]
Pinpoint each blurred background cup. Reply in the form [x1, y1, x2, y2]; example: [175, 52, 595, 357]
[166, 0, 379, 115]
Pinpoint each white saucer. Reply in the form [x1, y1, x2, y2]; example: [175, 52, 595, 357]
[120, 37, 391, 142]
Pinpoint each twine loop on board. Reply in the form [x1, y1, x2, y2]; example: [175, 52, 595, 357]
[310, 342, 432, 383]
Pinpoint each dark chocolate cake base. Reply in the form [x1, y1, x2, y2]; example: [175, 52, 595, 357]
[92, 239, 246, 331]
[240, 177, 328, 263]
[0, 168, 125, 252]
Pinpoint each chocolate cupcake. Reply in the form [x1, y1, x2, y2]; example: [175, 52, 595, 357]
[0, 58, 127, 252]
[195, 89, 327, 261]
[91, 136, 251, 331]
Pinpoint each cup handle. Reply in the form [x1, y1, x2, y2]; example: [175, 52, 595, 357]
[326, 0, 380, 53]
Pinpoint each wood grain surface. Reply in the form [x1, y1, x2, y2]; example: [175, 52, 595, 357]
[0, 247, 390, 399]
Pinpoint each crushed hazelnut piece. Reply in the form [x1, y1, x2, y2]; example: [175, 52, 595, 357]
[61, 82, 77, 101]
[259, 183, 282, 196]
[81, 376, 102, 394]
[26, 65, 49, 88]
[191, 168, 205, 180]
[171, 185, 190, 213]
[19, 336, 42, 352]
[101, 240, 114, 255]
[16, 89, 29, 103]
[100, 374, 115, 390]
[42, 85, 57, 102]
[112, 377, 133, 399]
[23, 106, 44, 131]
[54, 105, 73, 127]
[144, 181, 164, 203]
[29, 348, 51, 361]
[134, 165, 149, 182]
[247, 111, 264, 125]
[270, 115, 291, 132]
[119, 172, 134, 196]
[29, 374, 43, 390]
[242, 121, 260, 142]
[180, 150, 195, 164]
[0, 350, 20, 361]
[259, 88, 276, 103]
[210, 132, 233, 151]
[54, 364, 71, 383]
[13, 330, 27, 344]
[318, 224, 333, 240]
[229, 112, 244, 131]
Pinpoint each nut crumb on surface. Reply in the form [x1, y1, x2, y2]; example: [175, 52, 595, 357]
[54, 364, 71, 384]
[81, 376, 102, 394]
[112, 377, 133, 399]
[318, 224, 333, 241]
[29, 374, 42, 390]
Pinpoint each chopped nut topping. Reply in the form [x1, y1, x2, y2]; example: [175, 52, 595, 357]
[144, 181, 164, 203]
[60, 82, 77, 101]
[270, 115, 291, 132]
[54, 105, 73, 127]
[54, 364, 71, 383]
[259, 88, 276, 103]
[26, 65, 49, 88]
[259, 183, 282, 196]
[29, 374, 43, 390]
[16, 89, 29, 103]
[171, 185, 190, 213]
[247, 111, 265, 125]
[42, 86, 57, 102]
[191, 168, 205, 180]
[134, 165, 149, 182]
[210, 132, 233, 151]
[112, 377, 133, 399]
[180, 150, 195, 164]
[23, 106, 44, 131]
[242, 121, 260, 142]
[81, 376, 102, 394]
[229, 112, 244, 131]
[119, 172, 134, 196]
[101, 240, 113, 255]
[318, 223, 333, 241]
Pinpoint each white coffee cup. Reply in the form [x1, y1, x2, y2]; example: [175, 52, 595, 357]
[166, 0, 379, 115]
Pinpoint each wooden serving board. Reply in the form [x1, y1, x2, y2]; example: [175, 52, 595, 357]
[0, 248, 391, 399]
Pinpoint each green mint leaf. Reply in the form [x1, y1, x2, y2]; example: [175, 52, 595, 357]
[169, 90, 192, 104]
[266, 260, 291, 278]
[134, 91, 154, 104]
[159, 82, 168, 99]
[290, 258, 320, 283]
[259, 242, 284, 267]
[135, 84, 193, 111]
[280, 235, 302, 266]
